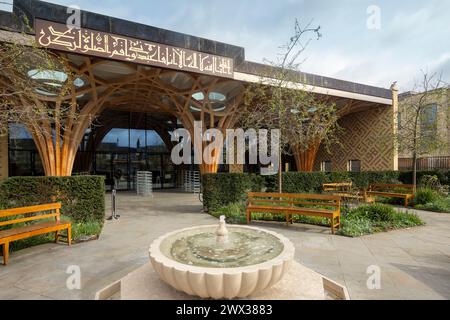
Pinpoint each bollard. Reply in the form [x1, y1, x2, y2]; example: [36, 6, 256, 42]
[107, 189, 120, 220]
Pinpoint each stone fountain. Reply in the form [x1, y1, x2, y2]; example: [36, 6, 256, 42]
[149, 216, 295, 299]
[95, 217, 349, 300]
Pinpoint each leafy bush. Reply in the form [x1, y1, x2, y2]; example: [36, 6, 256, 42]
[338, 204, 425, 237]
[347, 204, 397, 222]
[0, 176, 106, 252]
[338, 217, 373, 237]
[414, 188, 440, 205]
[416, 197, 450, 213]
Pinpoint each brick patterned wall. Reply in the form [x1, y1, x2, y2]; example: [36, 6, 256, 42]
[314, 106, 395, 172]
[229, 164, 244, 173]
[0, 134, 8, 180]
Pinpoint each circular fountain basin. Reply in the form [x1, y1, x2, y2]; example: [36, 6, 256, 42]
[149, 225, 295, 299]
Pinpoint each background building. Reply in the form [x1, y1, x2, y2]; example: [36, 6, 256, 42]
[0, 0, 398, 187]
[398, 88, 450, 171]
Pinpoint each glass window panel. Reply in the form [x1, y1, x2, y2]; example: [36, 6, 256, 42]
[9, 124, 36, 150]
[130, 129, 146, 152]
[98, 128, 130, 152]
[321, 161, 332, 172]
[348, 160, 361, 172]
[9, 150, 33, 176]
[146, 130, 167, 152]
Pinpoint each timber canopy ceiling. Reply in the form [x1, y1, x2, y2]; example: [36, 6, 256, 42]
[0, 0, 394, 123]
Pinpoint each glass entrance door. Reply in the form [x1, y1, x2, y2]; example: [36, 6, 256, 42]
[112, 153, 129, 190]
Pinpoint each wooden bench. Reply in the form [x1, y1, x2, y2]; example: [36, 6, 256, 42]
[0, 203, 72, 265]
[323, 182, 365, 202]
[365, 184, 415, 208]
[246, 192, 341, 234]
[323, 182, 353, 192]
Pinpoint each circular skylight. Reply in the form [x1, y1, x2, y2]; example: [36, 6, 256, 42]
[190, 91, 227, 112]
[192, 91, 226, 102]
[27, 69, 86, 97]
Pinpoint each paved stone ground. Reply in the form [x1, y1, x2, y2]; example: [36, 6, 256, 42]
[0, 191, 449, 300]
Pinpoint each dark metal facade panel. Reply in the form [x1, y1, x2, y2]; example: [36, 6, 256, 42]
[235, 61, 392, 100]
[4, 0, 245, 63]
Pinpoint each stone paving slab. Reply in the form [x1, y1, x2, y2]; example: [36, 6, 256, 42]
[0, 191, 449, 300]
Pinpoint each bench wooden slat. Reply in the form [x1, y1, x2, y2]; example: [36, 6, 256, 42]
[323, 182, 353, 192]
[0, 213, 59, 228]
[248, 192, 341, 202]
[366, 191, 412, 198]
[370, 184, 414, 189]
[0, 203, 61, 218]
[248, 205, 338, 215]
[0, 221, 71, 243]
[246, 192, 341, 234]
[249, 200, 340, 208]
[366, 184, 415, 208]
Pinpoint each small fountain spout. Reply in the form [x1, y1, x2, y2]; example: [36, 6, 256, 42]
[216, 215, 229, 243]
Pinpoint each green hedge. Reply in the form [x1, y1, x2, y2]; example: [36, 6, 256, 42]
[202, 173, 265, 212]
[203, 170, 450, 211]
[0, 176, 105, 223]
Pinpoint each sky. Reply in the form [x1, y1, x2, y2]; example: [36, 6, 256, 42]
[2, 0, 449, 91]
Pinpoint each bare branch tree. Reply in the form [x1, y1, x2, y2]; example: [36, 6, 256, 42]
[397, 71, 449, 190]
[239, 19, 339, 192]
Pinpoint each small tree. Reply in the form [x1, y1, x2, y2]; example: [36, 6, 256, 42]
[397, 71, 449, 190]
[239, 19, 339, 192]
[0, 32, 93, 176]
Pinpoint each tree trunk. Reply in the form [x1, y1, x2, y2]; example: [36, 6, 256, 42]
[412, 151, 418, 192]
[278, 144, 283, 193]
[31, 132, 79, 176]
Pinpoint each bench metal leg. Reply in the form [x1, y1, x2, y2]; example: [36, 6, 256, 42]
[246, 210, 251, 224]
[55, 231, 60, 243]
[2, 242, 9, 266]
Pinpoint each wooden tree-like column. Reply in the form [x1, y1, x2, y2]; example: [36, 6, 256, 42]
[290, 100, 354, 172]
[27, 57, 170, 176]
[24, 51, 244, 176]
[292, 140, 321, 172]
[148, 73, 244, 174]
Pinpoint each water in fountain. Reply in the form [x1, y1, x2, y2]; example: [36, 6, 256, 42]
[161, 216, 284, 268]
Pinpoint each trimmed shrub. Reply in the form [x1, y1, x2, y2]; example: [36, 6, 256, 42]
[202, 171, 450, 212]
[0, 176, 106, 251]
[202, 173, 265, 212]
[0, 176, 105, 222]
[211, 202, 247, 224]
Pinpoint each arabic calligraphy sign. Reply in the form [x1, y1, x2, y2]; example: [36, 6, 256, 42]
[35, 19, 234, 78]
